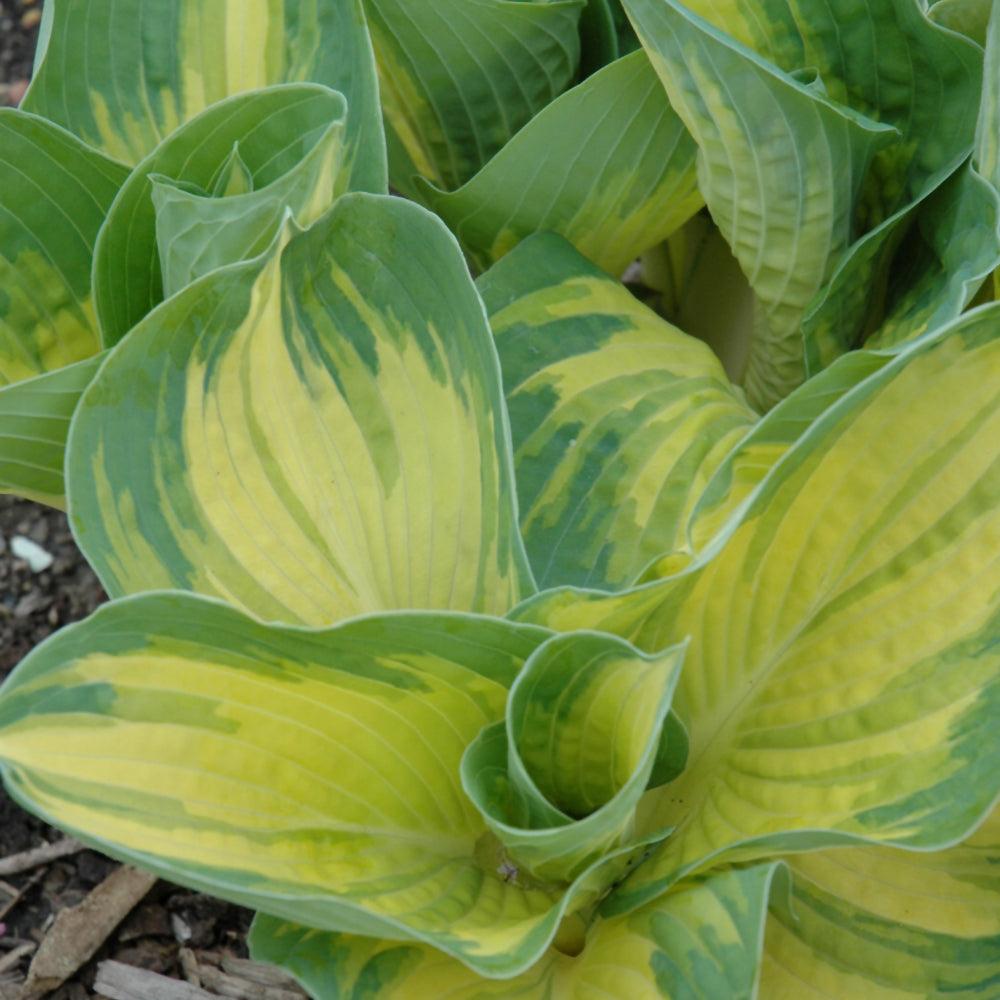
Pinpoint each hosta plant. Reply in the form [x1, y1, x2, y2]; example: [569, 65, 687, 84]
[1, 1, 1000, 999]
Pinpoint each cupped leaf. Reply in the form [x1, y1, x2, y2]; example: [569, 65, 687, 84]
[0, 354, 105, 509]
[149, 110, 347, 297]
[93, 84, 361, 347]
[508, 633, 683, 821]
[364, 0, 584, 196]
[0, 592, 602, 977]
[461, 631, 685, 883]
[0, 110, 128, 386]
[514, 306, 1000, 912]
[249, 862, 789, 1000]
[23, 0, 385, 179]
[71, 194, 534, 624]
[621, 0, 897, 410]
[761, 804, 1000, 998]
[419, 49, 702, 278]
[478, 233, 756, 591]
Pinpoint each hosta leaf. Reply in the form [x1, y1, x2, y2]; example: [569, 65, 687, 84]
[863, 163, 1000, 352]
[680, 349, 895, 554]
[774, 0, 980, 374]
[249, 862, 788, 1000]
[761, 804, 1000, 998]
[0, 110, 127, 386]
[929, 0, 991, 44]
[578, 0, 620, 73]
[802, 0, 987, 367]
[149, 110, 347, 297]
[23, 0, 385, 179]
[70, 194, 534, 624]
[364, 0, 583, 196]
[662, 0, 982, 209]
[93, 85, 359, 347]
[478, 233, 756, 590]
[621, 0, 896, 410]
[514, 306, 1000, 913]
[0, 592, 602, 976]
[462, 632, 685, 883]
[0, 355, 104, 509]
[640, 213, 757, 385]
[419, 49, 702, 278]
[975, 0, 1000, 191]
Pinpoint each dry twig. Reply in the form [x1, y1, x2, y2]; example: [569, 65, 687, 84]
[0, 839, 83, 877]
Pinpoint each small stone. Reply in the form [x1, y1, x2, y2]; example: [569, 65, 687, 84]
[10, 536, 54, 572]
[20, 8, 41, 29]
[14, 592, 46, 618]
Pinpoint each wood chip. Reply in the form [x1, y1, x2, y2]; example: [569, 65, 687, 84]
[200, 965, 308, 1000]
[0, 871, 45, 923]
[94, 960, 219, 1000]
[196, 962, 307, 1000]
[220, 954, 305, 991]
[0, 839, 84, 877]
[178, 948, 202, 988]
[0, 944, 34, 977]
[22, 866, 157, 998]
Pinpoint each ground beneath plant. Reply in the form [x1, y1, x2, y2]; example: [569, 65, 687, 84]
[0, 7, 297, 997]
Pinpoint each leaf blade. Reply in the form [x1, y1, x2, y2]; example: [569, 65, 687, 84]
[479, 232, 756, 591]
[72, 194, 534, 623]
[762, 806, 1000, 998]
[515, 307, 1000, 912]
[0, 110, 127, 386]
[22, 0, 386, 182]
[248, 862, 789, 999]
[421, 49, 702, 278]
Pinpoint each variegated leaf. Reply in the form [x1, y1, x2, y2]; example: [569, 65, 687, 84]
[0, 592, 600, 977]
[249, 862, 789, 999]
[0, 110, 127, 386]
[462, 631, 685, 884]
[420, 49, 702, 278]
[678, 350, 894, 554]
[862, 163, 1000, 353]
[93, 84, 358, 347]
[0, 355, 105, 508]
[621, 0, 897, 410]
[761, 804, 1000, 998]
[363, 0, 583, 196]
[23, 0, 385, 183]
[149, 106, 347, 298]
[478, 232, 756, 590]
[513, 306, 1000, 914]
[71, 194, 534, 624]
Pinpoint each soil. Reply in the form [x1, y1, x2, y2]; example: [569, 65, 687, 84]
[0, 0, 40, 106]
[1, 9, 269, 998]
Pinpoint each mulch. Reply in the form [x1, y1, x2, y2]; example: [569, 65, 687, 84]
[1, 4, 299, 994]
